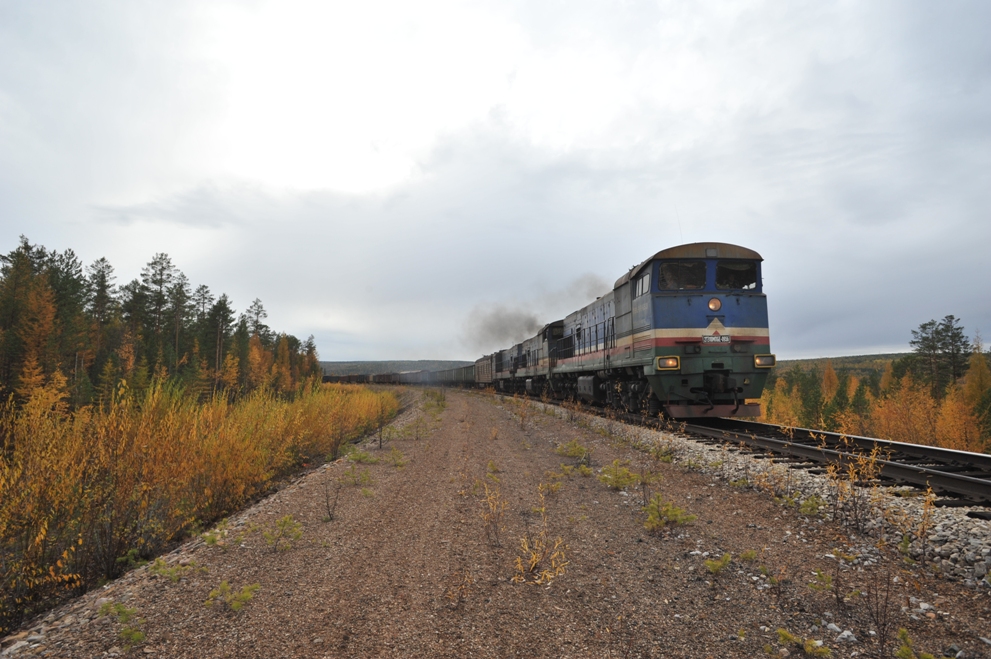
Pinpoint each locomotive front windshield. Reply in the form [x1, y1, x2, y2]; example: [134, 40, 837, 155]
[658, 261, 706, 290]
[715, 260, 758, 290]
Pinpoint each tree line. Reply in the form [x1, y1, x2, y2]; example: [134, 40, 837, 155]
[760, 316, 991, 452]
[0, 236, 321, 407]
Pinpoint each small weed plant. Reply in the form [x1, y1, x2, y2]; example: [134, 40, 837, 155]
[555, 439, 592, 465]
[864, 568, 897, 657]
[704, 553, 732, 575]
[807, 569, 832, 592]
[340, 465, 373, 487]
[389, 446, 407, 468]
[445, 569, 474, 609]
[776, 628, 831, 657]
[263, 515, 303, 552]
[740, 549, 758, 562]
[204, 581, 260, 612]
[115, 548, 148, 571]
[642, 493, 696, 533]
[202, 519, 229, 547]
[650, 444, 675, 463]
[598, 460, 639, 490]
[799, 495, 827, 516]
[348, 448, 380, 464]
[895, 629, 935, 659]
[99, 601, 146, 648]
[512, 491, 568, 585]
[149, 557, 203, 583]
[480, 483, 507, 547]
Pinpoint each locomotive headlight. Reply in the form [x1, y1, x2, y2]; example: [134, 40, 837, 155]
[656, 356, 681, 371]
[754, 354, 776, 368]
[708, 298, 722, 311]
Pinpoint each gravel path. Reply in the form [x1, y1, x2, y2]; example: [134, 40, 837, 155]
[3, 389, 991, 658]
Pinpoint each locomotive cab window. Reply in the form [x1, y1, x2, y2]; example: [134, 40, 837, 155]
[634, 272, 651, 297]
[658, 261, 706, 291]
[715, 261, 758, 290]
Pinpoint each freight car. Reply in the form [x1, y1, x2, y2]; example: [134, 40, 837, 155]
[366, 242, 774, 418]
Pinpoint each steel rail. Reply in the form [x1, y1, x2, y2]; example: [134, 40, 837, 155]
[682, 422, 991, 504]
[696, 418, 991, 471]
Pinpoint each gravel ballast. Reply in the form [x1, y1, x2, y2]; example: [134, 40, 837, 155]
[2, 389, 990, 658]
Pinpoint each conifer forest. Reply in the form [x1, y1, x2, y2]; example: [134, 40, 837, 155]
[759, 315, 991, 453]
[0, 237, 398, 633]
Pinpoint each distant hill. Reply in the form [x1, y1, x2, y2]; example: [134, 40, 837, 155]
[775, 353, 910, 378]
[320, 360, 473, 376]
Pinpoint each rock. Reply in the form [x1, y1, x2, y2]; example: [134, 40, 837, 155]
[1, 641, 29, 656]
[24, 634, 43, 644]
[778, 648, 790, 657]
[981, 637, 991, 646]
[312, 638, 323, 644]
[826, 623, 842, 633]
[1, 632, 28, 648]
[836, 630, 857, 643]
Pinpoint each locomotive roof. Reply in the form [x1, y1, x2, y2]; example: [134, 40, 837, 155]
[613, 242, 763, 289]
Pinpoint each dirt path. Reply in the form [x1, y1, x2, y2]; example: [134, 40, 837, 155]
[5, 389, 991, 658]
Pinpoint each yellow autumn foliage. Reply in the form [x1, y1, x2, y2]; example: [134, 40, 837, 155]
[0, 378, 397, 634]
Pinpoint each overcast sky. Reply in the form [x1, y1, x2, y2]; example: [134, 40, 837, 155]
[1, 0, 988, 361]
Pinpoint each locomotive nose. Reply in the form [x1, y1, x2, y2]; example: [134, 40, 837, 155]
[704, 371, 739, 394]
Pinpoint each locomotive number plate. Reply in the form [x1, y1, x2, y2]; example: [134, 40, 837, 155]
[702, 335, 731, 344]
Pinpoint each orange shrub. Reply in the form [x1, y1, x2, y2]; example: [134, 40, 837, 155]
[866, 374, 938, 447]
[0, 379, 396, 634]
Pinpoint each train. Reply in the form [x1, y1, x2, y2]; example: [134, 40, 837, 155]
[328, 242, 775, 418]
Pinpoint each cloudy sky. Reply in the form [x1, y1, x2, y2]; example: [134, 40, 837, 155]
[1, 0, 988, 361]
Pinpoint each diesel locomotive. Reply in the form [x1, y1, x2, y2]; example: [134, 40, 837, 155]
[377, 242, 775, 418]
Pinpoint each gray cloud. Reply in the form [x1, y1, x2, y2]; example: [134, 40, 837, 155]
[1, 1, 989, 363]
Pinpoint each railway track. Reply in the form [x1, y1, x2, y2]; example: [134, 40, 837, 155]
[507, 393, 991, 509]
[677, 418, 991, 509]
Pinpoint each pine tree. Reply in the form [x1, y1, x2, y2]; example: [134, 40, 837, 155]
[87, 257, 117, 366]
[208, 295, 235, 395]
[167, 273, 192, 373]
[141, 253, 176, 338]
[940, 315, 970, 385]
[0, 237, 47, 393]
[246, 298, 271, 342]
[910, 315, 970, 399]
[911, 319, 944, 398]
